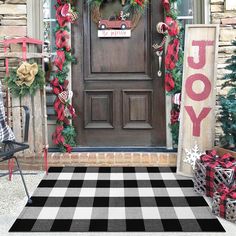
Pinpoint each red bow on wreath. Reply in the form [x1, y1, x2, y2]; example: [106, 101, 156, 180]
[162, 0, 170, 12]
[56, 30, 71, 51]
[54, 50, 66, 71]
[165, 38, 180, 70]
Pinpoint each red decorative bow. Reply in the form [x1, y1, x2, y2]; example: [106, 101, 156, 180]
[52, 125, 65, 145]
[217, 183, 236, 218]
[165, 73, 175, 92]
[162, 0, 170, 12]
[54, 50, 65, 71]
[165, 39, 180, 70]
[54, 98, 65, 121]
[56, 30, 71, 51]
[200, 150, 236, 197]
[56, 5, 70, 27]
[166, 16, 180, 37]
[201, 150, 235, 169]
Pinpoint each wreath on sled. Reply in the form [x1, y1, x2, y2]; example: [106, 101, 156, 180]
[88, 0, 148, 29]
[4, 62, 45, 98]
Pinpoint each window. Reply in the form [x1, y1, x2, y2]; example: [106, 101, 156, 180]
[177, 0, 194, 26]
[177, 0, 206, 27]
[43, 0, 57, 120]
[43, 0, 57, 54]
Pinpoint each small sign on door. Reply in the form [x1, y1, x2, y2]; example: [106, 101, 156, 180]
[98, 30, 131, 38]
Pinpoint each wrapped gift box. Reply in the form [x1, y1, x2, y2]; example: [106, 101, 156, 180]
[193, 150, 235, 197]
[212, 184, 236, 223]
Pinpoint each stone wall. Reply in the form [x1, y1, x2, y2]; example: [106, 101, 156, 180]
[210, 0, 236, 145]
[0, 0, 27, 81]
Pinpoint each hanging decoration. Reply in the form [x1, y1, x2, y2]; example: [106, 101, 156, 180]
[161, 0, 183, 147]
[88, 0, 148, 29]
[4, 62, 45, 98]
[52, 0, 78, 152]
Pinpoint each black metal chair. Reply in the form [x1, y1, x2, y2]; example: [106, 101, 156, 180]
[0, 105, 32, 204]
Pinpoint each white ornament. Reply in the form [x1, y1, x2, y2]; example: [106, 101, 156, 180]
[183, 143, 205, 170]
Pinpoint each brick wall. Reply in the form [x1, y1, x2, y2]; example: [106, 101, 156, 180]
[210, 0, 236, 145]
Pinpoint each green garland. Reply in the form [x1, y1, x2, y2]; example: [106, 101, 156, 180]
[164, 0, 183, 147]
[4, 63, 45, 98]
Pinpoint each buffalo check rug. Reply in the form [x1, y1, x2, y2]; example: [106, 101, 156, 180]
[9, 166, 225, 232]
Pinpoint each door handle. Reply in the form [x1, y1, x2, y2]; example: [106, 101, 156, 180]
[155, 50, 163, 77]
[152, 22, 169, 78]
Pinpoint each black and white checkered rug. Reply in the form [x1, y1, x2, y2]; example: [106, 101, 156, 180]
[10, 167, 225, 232]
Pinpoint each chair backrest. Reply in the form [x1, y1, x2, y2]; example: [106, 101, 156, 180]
[0, 81, 15, 143]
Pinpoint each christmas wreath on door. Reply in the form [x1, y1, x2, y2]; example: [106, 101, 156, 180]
[89, 0, 148, 29]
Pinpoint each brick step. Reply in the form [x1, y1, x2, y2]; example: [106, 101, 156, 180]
[0, 152, 177, 170]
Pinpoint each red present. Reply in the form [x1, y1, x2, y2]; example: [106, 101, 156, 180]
[212, 183, 236, 222]
[193, 150, 236, 197]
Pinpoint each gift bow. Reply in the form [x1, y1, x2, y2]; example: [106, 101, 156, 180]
[217, 183, 236, 218]
[200, 150, 235, 169]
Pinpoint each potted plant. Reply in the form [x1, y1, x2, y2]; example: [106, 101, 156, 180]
[216, 40, 236, 158]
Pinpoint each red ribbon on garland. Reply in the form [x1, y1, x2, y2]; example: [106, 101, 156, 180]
[165, 73, 175, 92]
[56, 30, 71, 51]
[52, 0, 77, 152]
[165, 38, 180, 70]
[162, 0, 170, 12]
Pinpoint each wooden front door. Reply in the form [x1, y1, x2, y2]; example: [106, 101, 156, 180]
[73, 0, 166, 147]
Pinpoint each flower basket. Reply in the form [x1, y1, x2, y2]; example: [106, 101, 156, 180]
[193, 150, 236, 197]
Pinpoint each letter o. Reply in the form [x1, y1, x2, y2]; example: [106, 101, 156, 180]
[185, 74, 211, 101]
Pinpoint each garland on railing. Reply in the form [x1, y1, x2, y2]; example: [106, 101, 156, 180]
[162, 0, 183, 146]
[52, 0, 78, 152]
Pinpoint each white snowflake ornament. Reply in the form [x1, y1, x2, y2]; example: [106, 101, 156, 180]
[183, 143, 205, 170]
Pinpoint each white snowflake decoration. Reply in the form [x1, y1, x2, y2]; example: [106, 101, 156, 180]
[183, 143, 205, 170]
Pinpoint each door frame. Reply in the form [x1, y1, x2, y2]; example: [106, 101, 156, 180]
[72, 0, 168, 147]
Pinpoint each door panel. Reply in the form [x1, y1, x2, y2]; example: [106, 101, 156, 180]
[72, 0, 166, 147]
[91, 20, 146, 73]
[84, 90, 114, 129]
[123, 90, 153, 129]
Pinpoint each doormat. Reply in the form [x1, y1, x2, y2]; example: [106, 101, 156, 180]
[10, 167, 225, 232]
